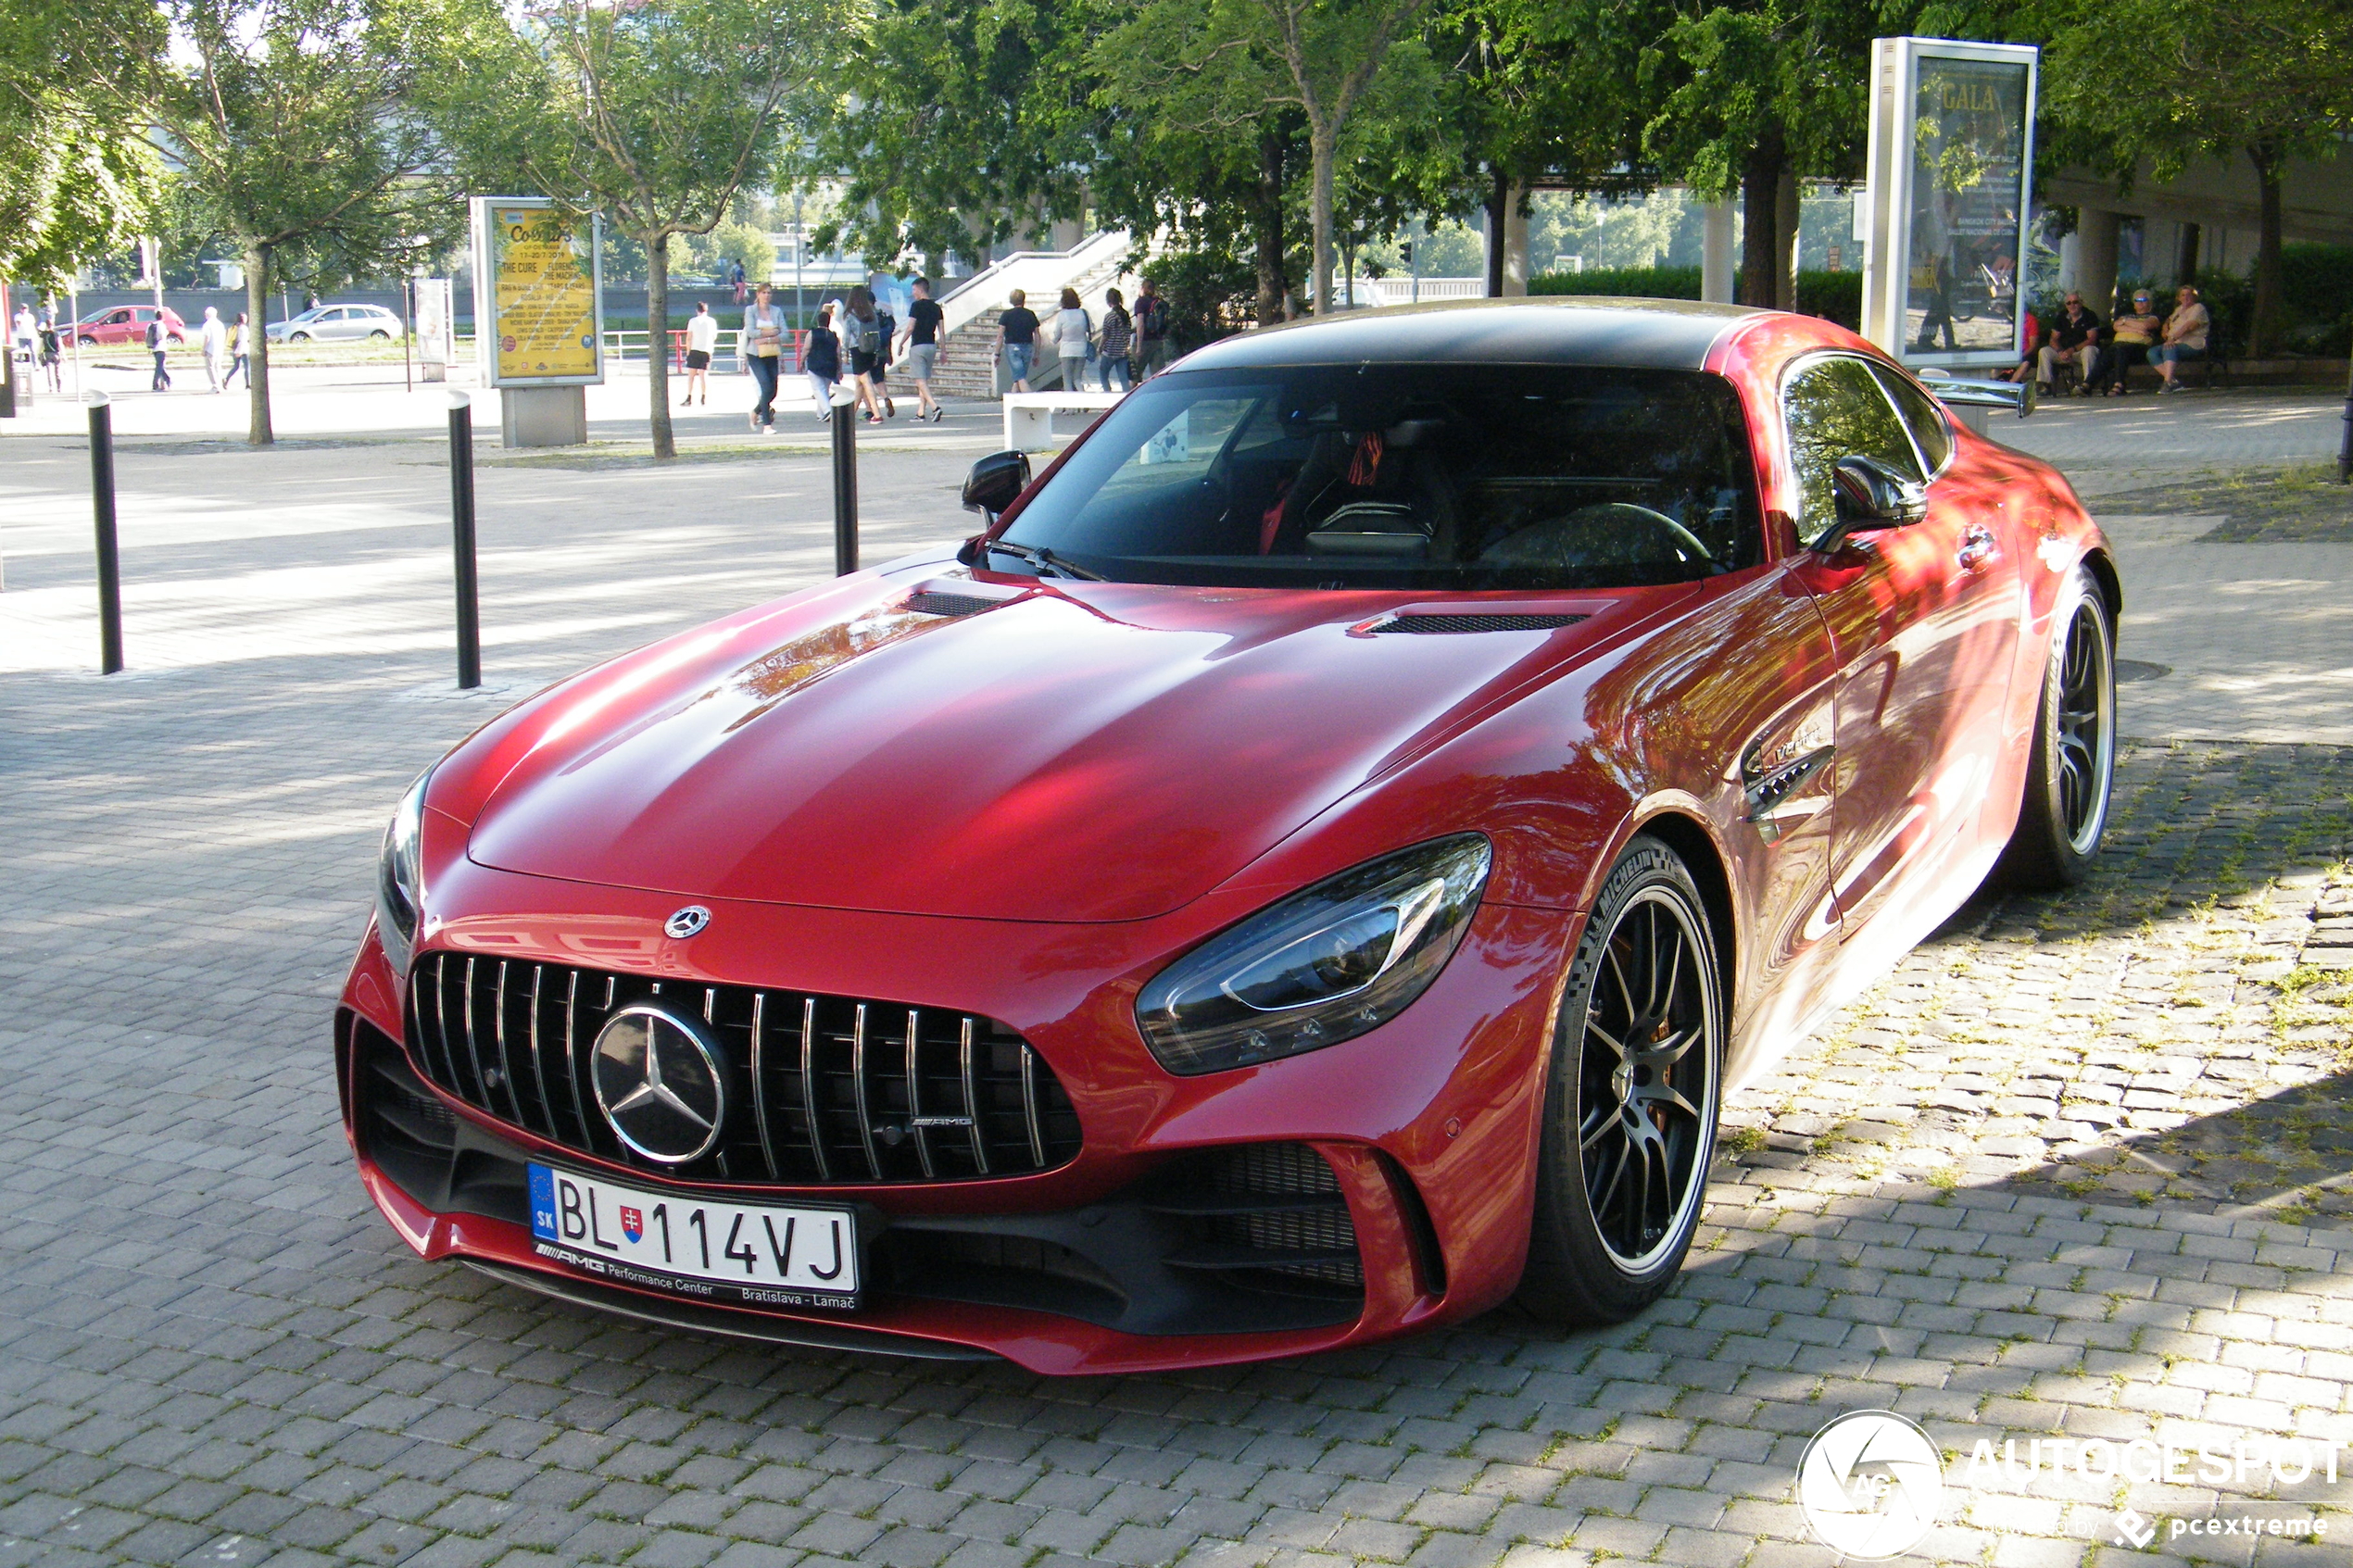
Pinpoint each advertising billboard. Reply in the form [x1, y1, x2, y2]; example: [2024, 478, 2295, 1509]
[469, 196, 605, 388]
[1859, 38, 2038, 370]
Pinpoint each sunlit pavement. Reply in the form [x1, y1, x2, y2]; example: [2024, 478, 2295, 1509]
[0, 384, 2348, 1567]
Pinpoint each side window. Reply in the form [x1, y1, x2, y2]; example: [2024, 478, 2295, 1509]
[1781, 357, 1923, 546]
[1869, 364, 1953, 474]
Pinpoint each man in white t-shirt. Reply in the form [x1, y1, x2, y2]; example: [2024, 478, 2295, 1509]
[682, 302, 719, 407]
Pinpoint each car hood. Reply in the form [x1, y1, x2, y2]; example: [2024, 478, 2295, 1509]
[463, 573, 1638, 922]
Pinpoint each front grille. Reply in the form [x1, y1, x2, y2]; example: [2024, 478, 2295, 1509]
[404, 951, 1081, 1185]
[1377, 612, 1590, 634]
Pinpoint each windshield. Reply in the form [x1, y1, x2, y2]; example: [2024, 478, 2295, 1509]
[995, 363, 1761, 590]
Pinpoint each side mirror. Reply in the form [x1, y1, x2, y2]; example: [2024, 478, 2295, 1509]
[962, 449, 1032, 522]
[1818, 455, 1927, 553]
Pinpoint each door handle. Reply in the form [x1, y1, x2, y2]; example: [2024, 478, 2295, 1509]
[1957, 525, 1997, 571]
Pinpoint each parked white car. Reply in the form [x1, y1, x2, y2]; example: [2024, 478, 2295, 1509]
[266, 304, 405, 344]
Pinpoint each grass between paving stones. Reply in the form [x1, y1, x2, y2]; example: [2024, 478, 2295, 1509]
[2091, 461, 2353, 542]
[1715, 739, 2353, 1225]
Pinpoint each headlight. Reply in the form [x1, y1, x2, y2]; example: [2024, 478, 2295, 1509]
[1136, 834, 1491, 1075]
[375, 769, 431, 974]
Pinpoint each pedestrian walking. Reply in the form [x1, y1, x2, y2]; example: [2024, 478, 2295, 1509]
[145, 315, 172, 391]
[844, 287, 886, 424]
[225, 314, 249, 389]
[804, 301, 842, 420]
[900, 276, 946, 422]
[1098, 288, 1133, 392]
[870, 294, 898, 419]
[1052, 287, 1092, 393]
[995, 289, 1039, 394]
[38, 319, 62, 393]
[1133, 278, 1171, 379]
[730, 258, 747, 306]
[9, 302, 33, 370]
[199, 306, 229, 393]
[742, 282, 787, 432]
[681, 302, 717, 407]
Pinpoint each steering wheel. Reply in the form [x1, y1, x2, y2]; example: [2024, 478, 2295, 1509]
[1482, 502, 1716, 569]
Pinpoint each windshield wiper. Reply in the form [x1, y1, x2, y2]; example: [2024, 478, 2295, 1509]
[983, 538, 1106, 581]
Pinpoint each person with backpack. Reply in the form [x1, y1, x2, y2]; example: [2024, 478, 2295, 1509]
[38, 318, 62, 393]
[1052, 287, 1092, 394]
[869, 294, 898, 419]
[145, 315, 171, 391]
[226, 313, 250, 389]
[1133, 278, 1171, 379]
[804, 301, 842, 421]
[844, 287, 886, 423]
[1097, 289, 1134, 391]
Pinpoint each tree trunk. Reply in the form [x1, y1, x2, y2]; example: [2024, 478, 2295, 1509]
[2249, 143, 2284, 358]
[647, 232, 674, 459]
[1307, 124, 1338, 316]
[2175, 222, 2200, 286]
[1740, 123, 1786, 308]
[1774, 161, 1799, 311]
[1254, 130, 1287, 328]
[1485, 167, 1508, 296]
[244, 242, 273, 446]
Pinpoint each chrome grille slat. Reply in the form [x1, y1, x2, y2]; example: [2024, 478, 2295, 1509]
[458, 955, 488, 1102]
[960, 1017, 988, 1174]
[401, 957, 1077, 1185]
[851, 1004, 881, 1180]
[749, 992, 779, 1180]
[492, 960, 521, 1125]
[1020, 1044, 1046, 1168]
[799, 997, 829, 1182]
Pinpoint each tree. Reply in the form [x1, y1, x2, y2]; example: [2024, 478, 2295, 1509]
[164, 0, 459, 445]
[1640, 0, 1874, 307]
[2041, 0, 2353, 354]
[0, 0, 168, 291]
[435, 0, 837, 458]
[809, 0, 1108, 276]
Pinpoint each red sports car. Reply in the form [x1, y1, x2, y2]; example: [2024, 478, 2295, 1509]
[336, 298, 2117, 1374]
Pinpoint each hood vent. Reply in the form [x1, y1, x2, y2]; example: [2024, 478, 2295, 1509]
[1373, 612, 1590, 635]
[903, 590, 1004, 619]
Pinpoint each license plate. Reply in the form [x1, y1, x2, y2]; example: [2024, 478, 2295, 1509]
[526, 1164, 858, 1311]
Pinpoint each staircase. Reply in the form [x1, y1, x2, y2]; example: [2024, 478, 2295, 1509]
[923, 234, 1145, 399]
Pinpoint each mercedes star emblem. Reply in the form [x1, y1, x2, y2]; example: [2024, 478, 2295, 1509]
[664, 905, 711, 939]
[591, 1004, 727, 1164]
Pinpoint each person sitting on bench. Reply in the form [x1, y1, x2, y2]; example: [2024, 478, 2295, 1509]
[2154, 284, 2209, 395]
[2095, 291, 2160, 395]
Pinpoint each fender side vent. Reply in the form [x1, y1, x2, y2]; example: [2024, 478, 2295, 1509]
[903, 591, 1003, 619]
[1375, 613, 1589, 634]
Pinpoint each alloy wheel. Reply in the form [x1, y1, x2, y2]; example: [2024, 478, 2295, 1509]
[1576, 887, 1719, 1272]
[2055, 600, 2115, 854]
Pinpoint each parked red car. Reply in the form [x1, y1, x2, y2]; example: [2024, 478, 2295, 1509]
[336, 298, 2117, 1374]
[71, 304, 189, 347]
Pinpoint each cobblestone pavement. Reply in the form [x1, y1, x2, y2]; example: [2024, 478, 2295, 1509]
[5, 399, 2352, 1568]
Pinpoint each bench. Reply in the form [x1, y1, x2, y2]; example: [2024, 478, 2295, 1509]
[1002, 391, 1125, 451]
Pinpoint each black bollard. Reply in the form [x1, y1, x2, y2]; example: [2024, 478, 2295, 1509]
[90, 395, 123, 673]
[449, 395, 481, 689]
[2339, 360, 2352, 484]
[831, 387, 859, 574]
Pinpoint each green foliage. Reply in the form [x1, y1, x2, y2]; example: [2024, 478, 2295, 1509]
[2273, 245, 2353, 357]
[0, 0, 168, 288]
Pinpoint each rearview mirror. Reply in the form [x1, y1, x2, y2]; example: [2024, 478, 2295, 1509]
[962, 450, 1032, 521]
[1818, 455, 1927, 553]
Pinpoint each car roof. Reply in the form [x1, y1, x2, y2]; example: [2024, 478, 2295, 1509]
[1174, 295, 1769, 373]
